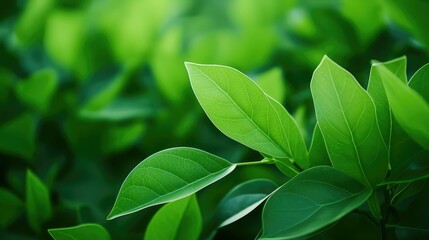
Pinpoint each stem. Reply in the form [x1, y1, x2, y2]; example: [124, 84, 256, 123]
[236, 158, 275, 167]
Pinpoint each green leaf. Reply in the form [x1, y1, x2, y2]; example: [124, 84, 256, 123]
[48, 223, 110, 240]
[367, 193, 381, 221]
[107, 147, 235, 219]
[144, 194, 202, 240]
[185, 62, 308, 169]
[409, 63, 429, 102]
[16, 69, 58, 113]
[0, 113, 36, 160]
[368, 56, 407, 148]
[213, 179, 277, 229]
[26, 169, 52, 232]
[379, 64, 429, 150]
[391, 179, 427, 205]
[0, 188, 23, 229]
[261, 166, 371, 239]
[254, 67, 287, 103]
[310, 56, 388, 186]
[308, 124, 331, 167]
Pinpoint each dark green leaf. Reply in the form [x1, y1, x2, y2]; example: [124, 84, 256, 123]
[26, 169, 52, 232]
[107, 147, 235, 219]
[0, 113, 36, 160]
[144, 194, 202, 240]
[0, 188, 23, 229]
[409, 63, 429, 102]
[261, 166, 371, 239]
[391, 179, 427, 205]
[48, 223, 110, 240]
[185, 62, 308, 169]
[310, 56, 388, 186]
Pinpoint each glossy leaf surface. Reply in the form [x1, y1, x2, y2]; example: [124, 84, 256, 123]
[261, 166, 371, 239]
[107, 147, 235, 219]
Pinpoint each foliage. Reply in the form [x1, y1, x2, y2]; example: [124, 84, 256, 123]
[1, 0, 429, 239]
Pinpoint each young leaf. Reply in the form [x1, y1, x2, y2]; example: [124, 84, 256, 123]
[26, 169, 52, 232]
[0, 188, 23, 229]
[379, 64, 429, 150]
[48, 223, 110, 240]
[107, 147, 235, 220]
[213, 179, 277, 229]
[368, 56, 407, 148]
[185, 62, 308, 169]
[144, 194, 202, 240]
[310, 56, 388, 186]
[409, 63, 429, 102]
[261, 166, 371, 239]
[308, 124, 331, 167]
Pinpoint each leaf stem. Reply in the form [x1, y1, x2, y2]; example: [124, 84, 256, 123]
[236, 158, 275, 167]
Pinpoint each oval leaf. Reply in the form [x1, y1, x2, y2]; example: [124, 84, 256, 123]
[214, 179, 277, 229]
[185, 62, 308, 168]
[261, 166, 371, 239]
[379, 64, 429, 150]
[310, 56, 388, 186]
[48, 223, 110, 240]
[26, 169, 52, 232]
[107, 147, 235, 219]
[144, 194, 202, 240]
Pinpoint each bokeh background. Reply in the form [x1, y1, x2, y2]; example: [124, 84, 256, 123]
[1, 0, 429, 239]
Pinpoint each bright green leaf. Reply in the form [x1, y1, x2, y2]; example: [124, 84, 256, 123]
[254, 67, 287, 103]
[379, 64, 429, 150]
[409, 63, 429, 102]
[144, 195, 202, 240]
[48, 223, 110, 240]
[185, 62, 308, 169]
[308, 124, 331, 167]
[16, 69, 57, 113]
[0, 188, 23, 229]
[310, 56, 388, 186]
[0, 113, 36, 160]
[26, 169, 52, 232]
[107, 147, 235, 219]
[213, 179, 277, 229]
[261, 166, 371, 239]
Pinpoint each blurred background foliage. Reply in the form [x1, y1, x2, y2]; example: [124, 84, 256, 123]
[1, 0, 429, 239]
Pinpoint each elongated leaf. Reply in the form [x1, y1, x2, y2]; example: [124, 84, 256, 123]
[213, 179, 277, 229]
[310, 56, 388, 186]
[185, 62, 308, 169]
[26, 169, 52, 232]
[144, 195, 202, 240]
[0, 188, 23, 229]
[368, 56, 407, 148]
[261, 166, 371, 239]
[391, 179, 427, 205]
[308, 124, 331, 167]
[107, 147, 235, 219]
[379, 65, 429, 150]
[48, 223, 110, 240]
[409, 63, 429, 102]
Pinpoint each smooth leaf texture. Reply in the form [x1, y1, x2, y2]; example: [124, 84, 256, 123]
[261, 166, 371, 239]
[391, 179, 427, 205]
[409, 63, 429, 102]
[308, 124, 331, 167]
[0, 113, 36, 160]
[107, 147, 235, 219]
[254, 67, 287, 103]
[48, 223, 110, 240]
[379, 65, 429, 150]
[26, 169, 52, 232]
[310, 56, 388, 186]
[213, 179, 277, 228]
[144, 194, 202, 240]
[185, 62, 308, 168]
[0, 188, 23, 229]
[368, 56, 407, 148]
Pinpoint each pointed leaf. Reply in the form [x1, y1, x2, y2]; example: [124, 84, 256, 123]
[214, 179, 277, 229]
[409, 63, 429, 102]
[107, 147, 235, 219]
[261, 166, 371, 239]
[310, 56, 388, 186]
[308, 124, 331, 167]
[26, 170, 52, 232]
[0, 113, 36, 160]
[0, 188, 23, 229]
[185, 62, 308, 169]
[379, 64, 429, 150]
[48, 223, 110, 240]
[144, 195, 202, 240]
